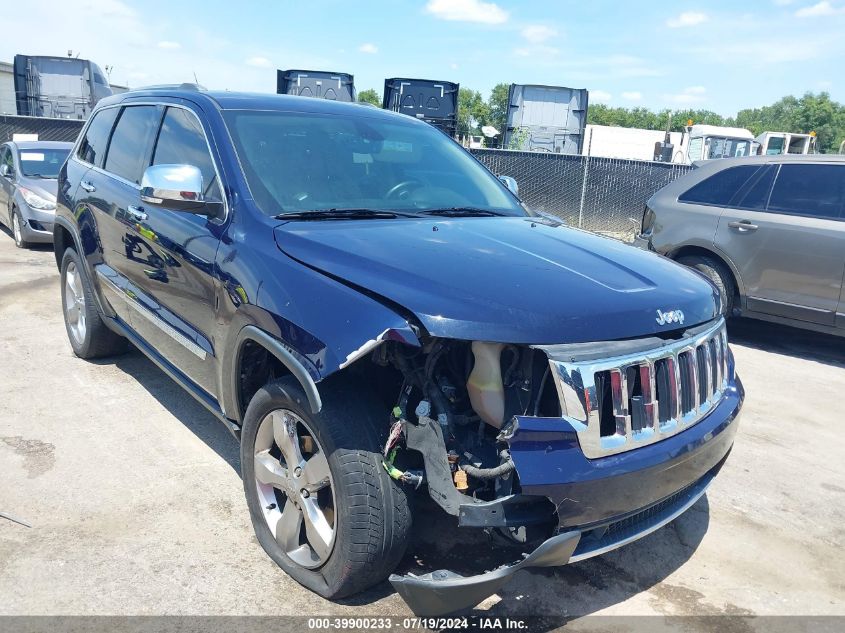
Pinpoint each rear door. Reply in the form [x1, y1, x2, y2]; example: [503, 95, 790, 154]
[715, 162, 845, 326]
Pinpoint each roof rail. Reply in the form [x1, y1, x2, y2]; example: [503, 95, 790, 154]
[133, 83, 206, 92]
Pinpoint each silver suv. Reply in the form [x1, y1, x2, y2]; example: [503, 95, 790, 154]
[635, 155, 845, 337]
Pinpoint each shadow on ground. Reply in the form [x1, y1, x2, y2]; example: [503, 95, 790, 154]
[95, 349, 241, 473]
[97, 343, 711, 625]
[728, 317, 845, 368]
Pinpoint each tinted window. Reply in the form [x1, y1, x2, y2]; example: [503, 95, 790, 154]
[768, 164, 845, 219]
[105, 106, 160, 184]
[679, 165, 760, 206]
[77, 107, 119, 167]
[736, 164, 777, 210]
[152, 108, 221, 201]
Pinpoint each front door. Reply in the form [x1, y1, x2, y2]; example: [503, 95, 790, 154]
[111, 105, 224, 396]
[716, 162, 845, 326]
[0, 146, 14, 225]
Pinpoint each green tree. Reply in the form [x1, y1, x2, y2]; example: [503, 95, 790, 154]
[357, 88, 381, 107]
[457, 88, 489, 137]
[486, 82, 510, 137]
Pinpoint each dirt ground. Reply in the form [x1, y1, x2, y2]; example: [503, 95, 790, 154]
[0, 231, 843, 630]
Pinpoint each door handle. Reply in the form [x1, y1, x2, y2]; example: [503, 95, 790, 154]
[127, 205, 148, 221]
[80, 180, 96, 193]
[728, 220, 758, 232]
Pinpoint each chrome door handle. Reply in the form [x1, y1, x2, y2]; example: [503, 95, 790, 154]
[728, 220, 758, 232]
[127, 205, 148, 221]
[80, 180, 96, 193]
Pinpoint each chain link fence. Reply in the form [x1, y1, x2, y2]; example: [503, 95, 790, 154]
[0, 115, 84, 143]
[471, 148, 694, 242]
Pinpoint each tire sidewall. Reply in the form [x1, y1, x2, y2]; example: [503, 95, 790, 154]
[241, 377, 389, 598]
[12, 209, 26, 248]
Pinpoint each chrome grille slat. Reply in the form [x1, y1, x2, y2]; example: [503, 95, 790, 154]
[548, 319, 730, 459]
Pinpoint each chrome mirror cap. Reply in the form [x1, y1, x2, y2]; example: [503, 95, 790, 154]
[499, 175, 519, 196]
[0, 163, 11, 178]
[140, 164, 204, 208]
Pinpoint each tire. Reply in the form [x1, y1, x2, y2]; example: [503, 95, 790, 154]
[12, 209, 31, 249]
[241, 374, 411, 599]
[678, 255, 736, 317]
[60, 248, 128, 359]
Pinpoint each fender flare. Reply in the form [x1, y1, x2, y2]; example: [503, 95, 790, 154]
[232, 325, 322, 416]
[52, 215, 113, 318]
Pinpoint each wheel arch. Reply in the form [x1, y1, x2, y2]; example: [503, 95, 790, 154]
[230, 325, 323, 422]
[670, 244, 745, 304]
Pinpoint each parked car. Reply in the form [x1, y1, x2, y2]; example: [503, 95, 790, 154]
[53, 87, 743, 615]
[635, 155, 845, 336]
[0, 140, 72, 248]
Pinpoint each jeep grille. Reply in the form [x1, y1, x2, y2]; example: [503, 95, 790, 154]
[548, 319, 730, 459]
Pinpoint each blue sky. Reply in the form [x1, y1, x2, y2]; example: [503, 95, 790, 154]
[4, 0, 845, 115]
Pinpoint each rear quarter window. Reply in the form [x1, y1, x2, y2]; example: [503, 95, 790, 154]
[678, 165, 761, 206]
[768, 163, 845, 220]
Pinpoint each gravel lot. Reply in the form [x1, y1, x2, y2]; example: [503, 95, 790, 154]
[1, 232, 843, 628]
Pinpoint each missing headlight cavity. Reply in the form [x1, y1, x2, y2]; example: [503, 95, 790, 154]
[352, 337, 560, 534]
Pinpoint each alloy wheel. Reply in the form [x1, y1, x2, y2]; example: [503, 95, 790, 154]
[253, 409, 336, 569]
[64, 262, 87, 345]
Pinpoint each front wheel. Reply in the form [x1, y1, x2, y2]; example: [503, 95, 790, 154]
[12, 210, 31, 249]
[241, 375, 411, 599]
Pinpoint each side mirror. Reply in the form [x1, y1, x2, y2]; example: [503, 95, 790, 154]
[498, 175, 519, 197]
[0, 164, 12, 178]
[140, 164, 213, 215]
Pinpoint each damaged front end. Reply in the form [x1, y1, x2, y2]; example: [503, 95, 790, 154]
[366, 319, 741, 616]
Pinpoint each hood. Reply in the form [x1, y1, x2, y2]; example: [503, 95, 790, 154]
[273, 216, 719, 344]
[17, 175, 59, 202]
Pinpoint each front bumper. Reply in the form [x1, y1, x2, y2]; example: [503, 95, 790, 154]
[17, 202, 55, 243]
[390, 377, 743, 615]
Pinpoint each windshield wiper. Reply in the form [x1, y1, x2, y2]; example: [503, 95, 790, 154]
[275, 208, 421, 221]
[419, 207, 507, 217]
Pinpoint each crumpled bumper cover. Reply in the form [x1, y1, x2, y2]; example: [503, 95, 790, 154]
[389, 378, 743, 616]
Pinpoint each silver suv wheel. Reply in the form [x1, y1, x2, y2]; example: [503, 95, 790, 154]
[12, 211, 23, 246]
[253, 408, 335, 569]
[63, 261, 87, 345]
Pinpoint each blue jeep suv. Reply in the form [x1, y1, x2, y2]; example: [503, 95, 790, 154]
[53, 86, 743, 615]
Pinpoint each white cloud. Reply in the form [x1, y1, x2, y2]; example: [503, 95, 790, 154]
[245, 56, 272, 68]
[796, 1, 845, 17]
[521, 24, 557, 43]
[663, 86, 707, 104]
[157, 41, 180, 49]
[590, 90, 612, 103]
[622, 91, 642, 101]
[512, 45, 559, 58]
[358, 43, 378, 54]
[666, 11, 708, 28]
[450, 62, 459, 70]
[425, 0, 508, 24]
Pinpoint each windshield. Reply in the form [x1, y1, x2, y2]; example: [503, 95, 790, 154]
[17, 148, 70, 178]
[223, 110, 525, 216]
[705, 137, 754, 159]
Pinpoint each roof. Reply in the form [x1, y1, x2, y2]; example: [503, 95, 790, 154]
[688, 124, 754, 139]
[102, 88, 414, 124]
[4, 140, 74, 150]
[691, 153, 845, 170]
